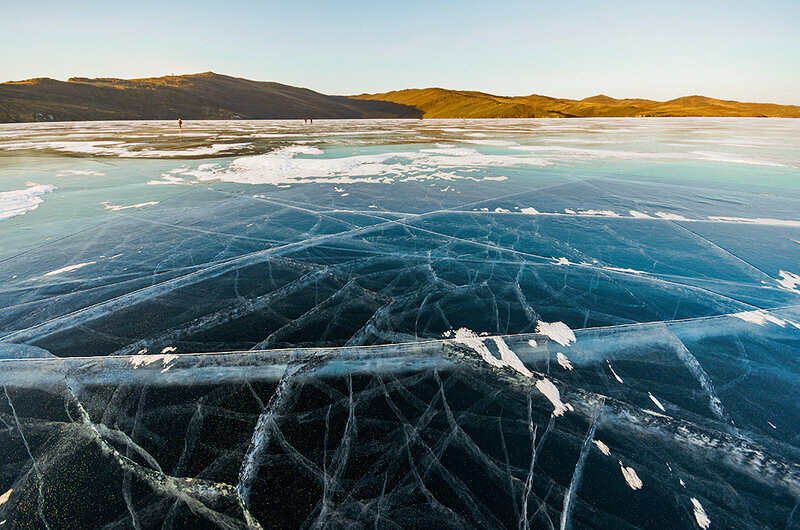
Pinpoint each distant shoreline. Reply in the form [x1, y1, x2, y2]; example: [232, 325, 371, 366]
[2, 116, 800, 127]
[2, 72, 799, 123]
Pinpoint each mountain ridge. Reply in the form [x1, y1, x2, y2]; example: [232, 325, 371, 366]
[1, 72, 798, 122]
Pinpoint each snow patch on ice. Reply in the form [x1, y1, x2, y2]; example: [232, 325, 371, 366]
[648, 392, 666, 412]
[629, 210, 654, 218]
[55, 169, 106, 177]
[0, 184, 55, 221]
[451, 328, 532, 377]
[556, 352, 573, 370]
[535, 321, 576, 346]
[691, 498, 711, 529]
[607, 361, 624, 383]
[604, 266, 645, 275]
[655, 211, 694, 222]
[101, 200, 159, 211]
[776, 270, 800, 292]
[593, 440, 611, 456]
[619, 461, 643, 490]
[43, 261, 96, 276]
[535, 377, 573, 417]
[162, 145, 545, 186]
[732, 310, 792, 327]
[707, 216, 800, 228]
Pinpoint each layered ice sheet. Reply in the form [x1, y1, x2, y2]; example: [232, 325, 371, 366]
[1, 118, 799, 529]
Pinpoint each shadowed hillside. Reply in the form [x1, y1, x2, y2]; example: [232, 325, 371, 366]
[353, 89, 800, 118]
[0, 72, 421, 122]
[1, 72, 799, 122]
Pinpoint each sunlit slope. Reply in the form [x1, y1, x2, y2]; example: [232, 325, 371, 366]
[0, 72, 421, 122]
[2, 72, 799, 122]
[352, 89, 800, 118]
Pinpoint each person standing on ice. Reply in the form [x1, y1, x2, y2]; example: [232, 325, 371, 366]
[178, 118, 182, 129]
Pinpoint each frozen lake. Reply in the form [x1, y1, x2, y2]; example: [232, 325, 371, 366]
[1, 118, 799, 528]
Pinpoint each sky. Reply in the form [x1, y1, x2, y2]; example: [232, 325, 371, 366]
[2, 0, 799, 104]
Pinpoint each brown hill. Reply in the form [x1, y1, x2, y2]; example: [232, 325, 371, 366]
[354, 89, 800, 118]
[1, 72, 798, 122]
[0, 72, 421, 122]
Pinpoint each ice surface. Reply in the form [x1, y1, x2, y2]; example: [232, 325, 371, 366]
[1, 118, 799, 528]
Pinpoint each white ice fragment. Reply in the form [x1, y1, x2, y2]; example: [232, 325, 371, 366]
[680, 479, 686, 488]
[527, 339, 538, 348]
[0, 184, 55, 221]
[137, 348, 147, 355]
[768, 421, 777, 429]
[43, 261, 96, 276]
[648, 392, 666, 412]
[368, 205, 378, 208]
[607, 361, 624, 383]
[691, 498, 711, 529]
[0, 488, 10, 506]
[564, 209, 576, 214]
[161, 346, 177, 353]
[619, 461, 643, 490]
[551, 257, 572, 266]
[520, 207, 539, 215]
[535, 321, 576, 346]
[535, 377, 571, 417]
[494, 207, 509, 212]
[556, 352, 574, 370]
[593, 440, 611, 456]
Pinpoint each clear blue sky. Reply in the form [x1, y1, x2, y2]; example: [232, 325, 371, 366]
[2, 0, 799, 104]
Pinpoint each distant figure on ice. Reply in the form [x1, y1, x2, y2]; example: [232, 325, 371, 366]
[178, 118, 182, 129]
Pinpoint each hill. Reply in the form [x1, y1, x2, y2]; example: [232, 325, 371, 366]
[0, 72, 421, 122]
[353, 90, 800, 118]
[1, 73, 799, 122]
